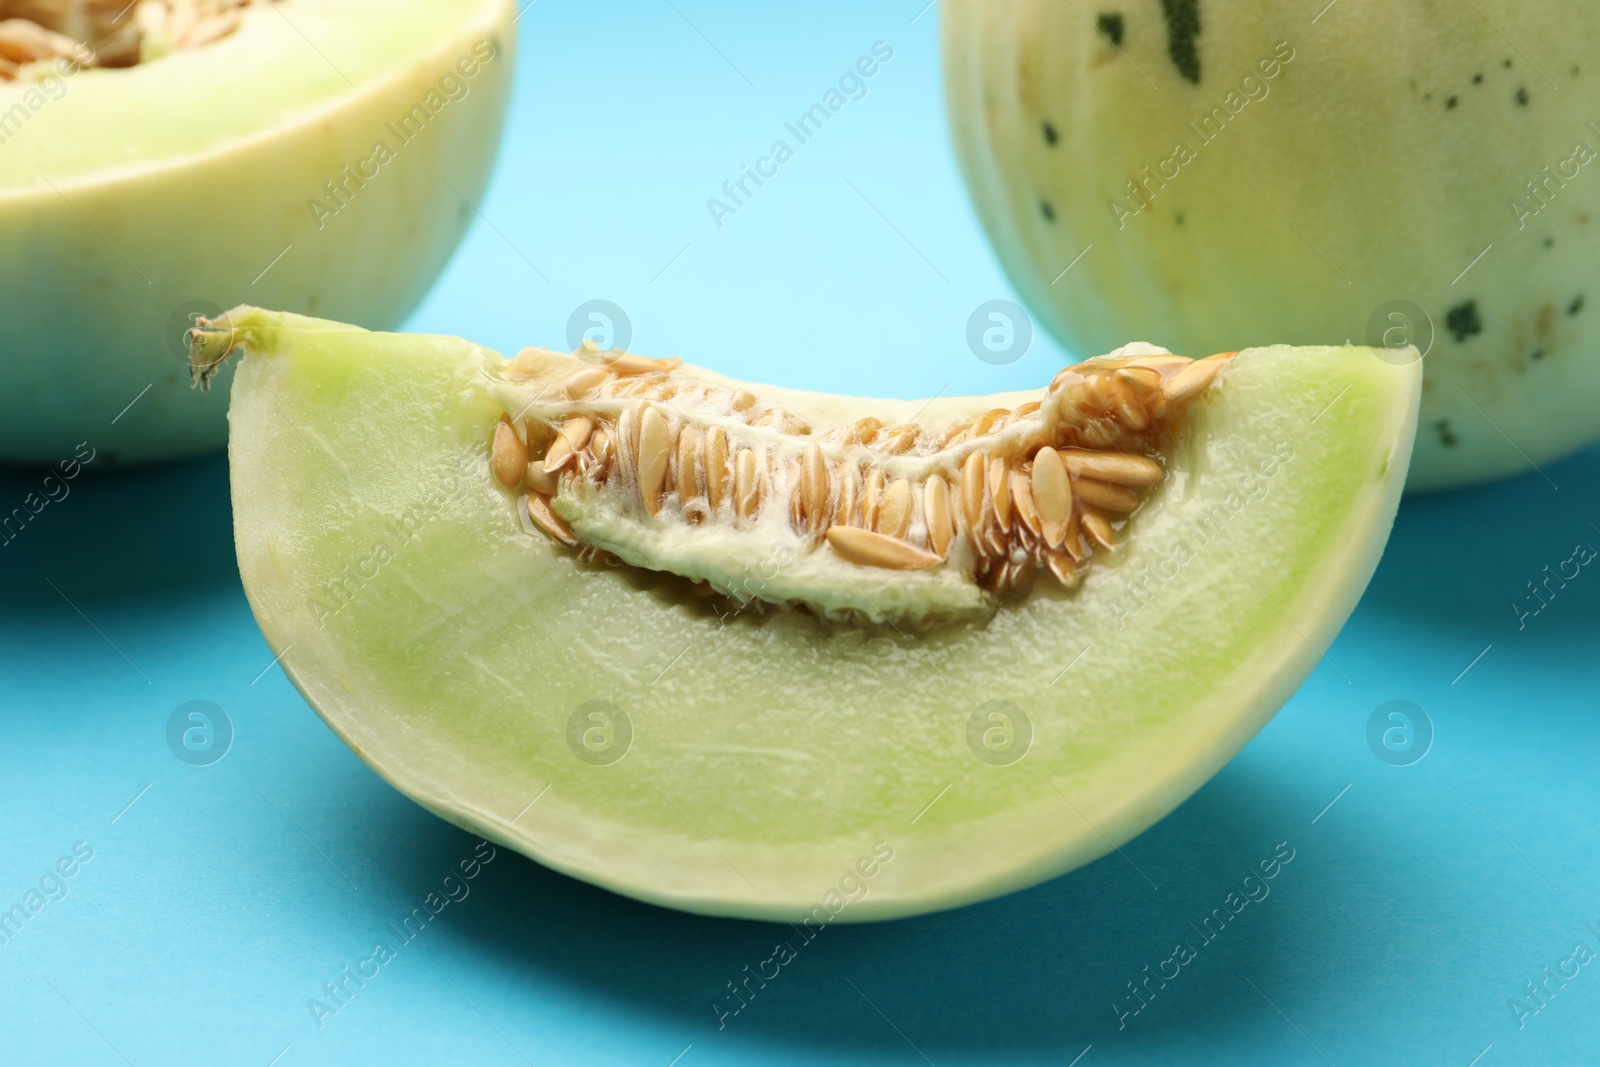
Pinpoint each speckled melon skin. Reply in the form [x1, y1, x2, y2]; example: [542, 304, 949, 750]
[0, 0, 514, 466]
[945, 0, 1600, 490]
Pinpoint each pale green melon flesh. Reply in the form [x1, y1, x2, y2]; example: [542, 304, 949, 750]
[944, 0, 1599, 490]
[0, 0, 514, 464]
[223, 308, 1417, 920]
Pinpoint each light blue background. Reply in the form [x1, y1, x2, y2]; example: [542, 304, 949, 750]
[5, 2, 1599, 1064]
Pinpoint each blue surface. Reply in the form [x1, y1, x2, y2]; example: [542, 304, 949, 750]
[5, 3, 1600, 1064]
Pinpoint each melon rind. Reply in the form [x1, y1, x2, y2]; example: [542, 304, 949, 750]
[0, 0, 515, 464]
[222, 307, 1418, 921]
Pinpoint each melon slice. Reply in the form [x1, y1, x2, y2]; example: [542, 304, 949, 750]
[196, 306, 1418, 921]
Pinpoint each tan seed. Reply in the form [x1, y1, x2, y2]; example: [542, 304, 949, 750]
[606, 353, 681, 376]
[1012, 400, 1042, 419]
[862, 469, 885, 529]
[878, 478, 913, 539]
[731, 389, 759, 412]
[603, 376, 645, 398]
[590, 428, 611, 465]
[527, 494, 576, 546]
[1031, 446, 1071, 547]
[1009, 471, 1041, 538]
[566, 367, 608, 399]
[924, 477, 952, 559]
[1113, 379, 1151, 431]
[491, 419, 528, 488]
[1113, 366, 1163, 397]
[836, 466, 858, 527]
[542, 432, 576, 474]
[853, 417, 883, 445]
[613, 406, 638, 471]
[959, 451, 987, 537]
[825, 526, 941, 571]
[878, 424, 919, 455]
[525, 460, 558, 496]
[1128, 354, 1192, 371]
[704, 426, 729, 511]
[1063, 508, 1088, 563]
[972, 408, 1009, 437]
[938, 421, 974, 450]
[1079, 421, 1116, 450]
[560, 416, 593, 451]
[1050, 368, 1081, 394]
[734, 449, 760, 520]
[1046, 554, 1081, 588]
[1081, 507, 1115, 550]
[827, 424, 864, 447]
[636, 405, 670, 516]
[1072, 477, 1140, 512]
[1062, 450, 1163, 486]
[987, 455, 1012, 533]
[1163, 356, 1226, 404]
[984, 524, 1008, 557]
[1069, 374, 1120, 415]
[677, 424, 704, 507]
[800, 443, 830, 527]
[780, 414, 811, 436]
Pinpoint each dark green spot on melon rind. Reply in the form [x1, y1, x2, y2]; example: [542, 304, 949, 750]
[1570, 295, 1585, 316]
[1447, 300, 1483, 342]
[1040, 200, 1056, 222]
[1096, 12, 1124, 46]
[1042, 120, 1058, 146]
[1159, 0, 1201, 84]
[1435, 419, 1459, 448]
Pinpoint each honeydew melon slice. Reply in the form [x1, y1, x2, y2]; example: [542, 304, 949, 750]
[205, 307, 1417, 921]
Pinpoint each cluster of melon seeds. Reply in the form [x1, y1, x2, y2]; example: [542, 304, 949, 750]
[0, 0, 267, 78]
[488, 343, 1235, 625]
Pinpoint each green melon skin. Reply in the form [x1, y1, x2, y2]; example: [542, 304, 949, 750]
[0, 0, 514, 466]
[944, 0, 1598, 491]
[217, 307, 1417, 921]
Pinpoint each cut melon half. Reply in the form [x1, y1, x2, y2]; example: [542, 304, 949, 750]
[198, 307, 1418, 921]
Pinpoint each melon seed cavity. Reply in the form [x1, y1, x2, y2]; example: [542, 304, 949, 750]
[0, 0, 270, 80]
[491, 340, 1235, 623]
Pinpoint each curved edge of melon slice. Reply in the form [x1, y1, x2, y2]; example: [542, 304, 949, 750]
[218, 307, 1418, 922]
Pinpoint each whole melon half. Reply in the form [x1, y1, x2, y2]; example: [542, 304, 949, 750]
[0, 0, 514, 465]
[944, 0, 1599, 490]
